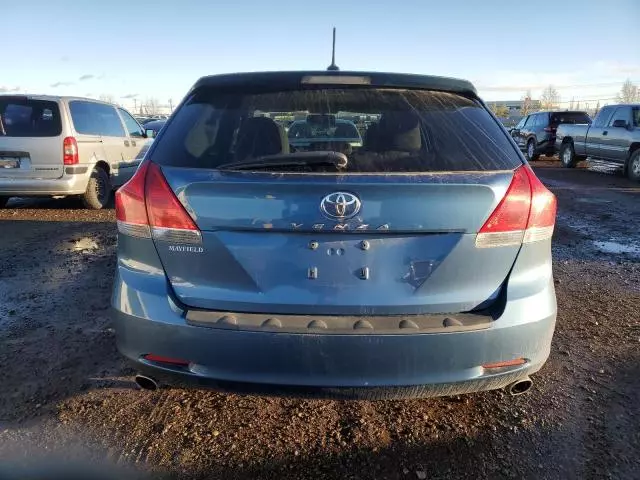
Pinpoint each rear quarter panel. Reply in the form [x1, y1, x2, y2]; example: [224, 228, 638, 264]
[556, 124, 589, 156]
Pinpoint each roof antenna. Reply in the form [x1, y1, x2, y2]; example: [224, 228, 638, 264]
[327, 27, 339, 71]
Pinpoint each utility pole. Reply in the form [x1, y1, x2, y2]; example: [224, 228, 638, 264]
[133, 98, 138, 112]
[168, 98, 173, 112]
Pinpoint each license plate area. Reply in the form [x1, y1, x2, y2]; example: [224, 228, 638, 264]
[215, 231, 459, 289]
[0, 151, 28, 169]
[0, 158, 20, 169]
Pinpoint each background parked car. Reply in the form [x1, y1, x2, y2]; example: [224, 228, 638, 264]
[143, 119, 166, 138]
[556, 104, 640, 181]
[511, 111, 591, 161]
[0, 95, 150, 209]
[288, 116, 363, 153]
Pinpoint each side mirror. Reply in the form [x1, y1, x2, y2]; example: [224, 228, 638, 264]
[612, 119, 628, 128]
[145, 129, 157, 139]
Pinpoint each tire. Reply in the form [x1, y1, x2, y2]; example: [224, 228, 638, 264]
[526, 139, 539, 161]
[0, 196, 9, 208]
[628, 149, 640, 183]
[560, 142, 577, 168]
[81, 166, 111, 209]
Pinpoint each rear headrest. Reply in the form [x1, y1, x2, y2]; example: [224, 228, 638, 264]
[235, 117, 289, 161]
[376, 112, 422, 152]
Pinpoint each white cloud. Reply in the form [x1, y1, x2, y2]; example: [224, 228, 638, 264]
[50, 81, 74, 88]
[474, 61, 640, 102]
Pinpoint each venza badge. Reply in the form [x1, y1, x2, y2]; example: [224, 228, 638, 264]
[320, 192, 361, 220]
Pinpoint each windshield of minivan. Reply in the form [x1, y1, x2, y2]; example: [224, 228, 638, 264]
[151, 88, 520, 172]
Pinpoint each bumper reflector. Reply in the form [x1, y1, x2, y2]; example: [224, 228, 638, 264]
[482, 358, 526, 369]
[143, 354, 190, 367]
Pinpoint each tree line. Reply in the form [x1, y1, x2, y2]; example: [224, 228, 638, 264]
[489, 79, 639, 118]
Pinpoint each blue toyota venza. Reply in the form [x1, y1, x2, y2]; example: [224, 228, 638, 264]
[112, 71, 557, 399]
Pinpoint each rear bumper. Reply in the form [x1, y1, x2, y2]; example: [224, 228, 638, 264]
[543, 137, 557, 155]
[112, 268, 557, 399]
[0, 169, 91, 196]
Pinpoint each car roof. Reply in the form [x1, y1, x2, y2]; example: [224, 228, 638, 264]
[192, 71, 477, 96]
[0, 94, 124, 108]
[532, 111, 590, 115]
[605, 103, 640, 108]
[145, 120, 166, 128]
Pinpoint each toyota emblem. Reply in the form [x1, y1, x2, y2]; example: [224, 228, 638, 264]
[320, 192, 361, 220]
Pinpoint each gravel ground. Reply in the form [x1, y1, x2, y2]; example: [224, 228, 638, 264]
[0, 161, 638, 480]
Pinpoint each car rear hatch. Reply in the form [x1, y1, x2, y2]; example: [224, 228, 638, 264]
[116, 76, 555, 317]
[0, 96, 64, 179]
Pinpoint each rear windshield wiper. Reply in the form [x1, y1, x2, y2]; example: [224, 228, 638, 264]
[217, 151, 348, 171]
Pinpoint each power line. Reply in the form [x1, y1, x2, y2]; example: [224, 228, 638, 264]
[478, 79, 640, 91]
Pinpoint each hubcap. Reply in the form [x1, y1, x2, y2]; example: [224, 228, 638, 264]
[528, 142, 534, 159]
[563, 147, 572, 165]
[633, 155, 640, 176]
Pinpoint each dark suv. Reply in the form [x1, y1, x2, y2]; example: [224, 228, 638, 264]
[511, 111, 591, 160]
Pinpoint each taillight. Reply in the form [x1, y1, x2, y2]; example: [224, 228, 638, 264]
[523, 166, 557, 243]
[63, 137, 78, 165]
[476, 165, 556, 248]
[115, 161, 151, 238]
[115, 161, 201, 244]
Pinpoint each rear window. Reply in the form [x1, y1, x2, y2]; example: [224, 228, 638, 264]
[151, 88, 521, 172]
[550, 112, 591, 126]
[0, 98, 62, 137]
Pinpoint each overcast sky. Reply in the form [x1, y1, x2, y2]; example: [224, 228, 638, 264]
[2, 0, 639, 110]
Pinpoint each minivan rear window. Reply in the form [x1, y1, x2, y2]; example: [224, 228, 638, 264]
[151, 88, 521, 172]
[0, 98, 62, 137]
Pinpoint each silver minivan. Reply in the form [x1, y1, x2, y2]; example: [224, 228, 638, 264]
[0, 95, 152, 209]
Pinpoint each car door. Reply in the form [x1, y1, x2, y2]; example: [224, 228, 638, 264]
[586, 106, 614, 158]
[70, 100, 129, 176]
[67, 100, 111, 172]
[522, 114, 539, 150]
[600, 106, 632, 164]
[116, 107, 151, 186]
[93, 103, 130, 179]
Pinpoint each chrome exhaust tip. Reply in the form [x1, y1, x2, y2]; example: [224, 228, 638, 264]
[507, 377, 533, 396]
[135, 374, 159, 391]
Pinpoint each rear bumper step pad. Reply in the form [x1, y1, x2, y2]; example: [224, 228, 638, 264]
[186, 309, 490, 334]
